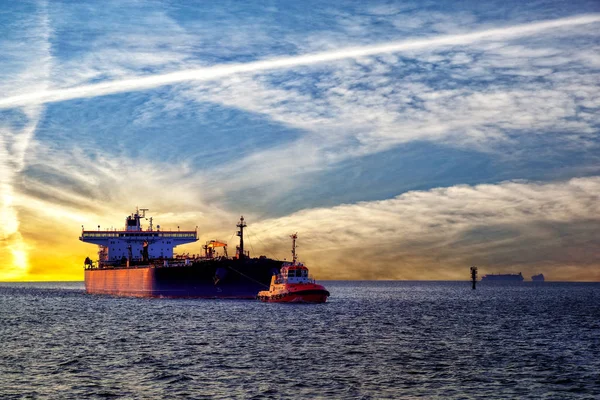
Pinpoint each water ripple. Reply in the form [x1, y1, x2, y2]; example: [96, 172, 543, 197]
[1, 281, 600, 398]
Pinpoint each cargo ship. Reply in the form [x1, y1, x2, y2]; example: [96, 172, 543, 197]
[480, 272, 524, 282]
[81, 208, 282, 298]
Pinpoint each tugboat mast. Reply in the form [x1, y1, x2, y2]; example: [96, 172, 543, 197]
[236, 216, 247, 259]
[290, 233, 298, 265]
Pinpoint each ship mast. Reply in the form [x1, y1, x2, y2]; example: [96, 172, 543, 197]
[290, 233, 298, 265]
[236, 216, 247, 259]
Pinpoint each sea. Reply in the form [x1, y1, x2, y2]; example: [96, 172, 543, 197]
[0, 281, 599, 399]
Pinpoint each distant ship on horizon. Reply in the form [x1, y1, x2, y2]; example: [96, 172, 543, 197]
[531, 273, 545, 282]
[481, 272, 524, 282]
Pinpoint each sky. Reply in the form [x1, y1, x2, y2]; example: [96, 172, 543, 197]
[1, 0, 599, 281]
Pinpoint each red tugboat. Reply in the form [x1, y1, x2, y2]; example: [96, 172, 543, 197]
[257, 234, 329, 303]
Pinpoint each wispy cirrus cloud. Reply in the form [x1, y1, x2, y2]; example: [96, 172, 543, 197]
[11, 5, 600, 219]
[0, 0, 51, 279]
[176, 24, 599, 203]
[0, 13, 598, 109]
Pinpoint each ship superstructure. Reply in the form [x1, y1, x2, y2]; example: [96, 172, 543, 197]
[80, 208, 197, 266]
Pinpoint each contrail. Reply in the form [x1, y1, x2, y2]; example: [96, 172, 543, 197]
[1, 14, 598, 109]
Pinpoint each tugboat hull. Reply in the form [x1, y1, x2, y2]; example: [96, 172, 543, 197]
[257, 288, 329, 303]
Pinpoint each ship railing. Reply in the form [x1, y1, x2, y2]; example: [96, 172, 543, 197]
[86, 260, 122, 270]
[85, 256, 209, 270]
[153, 258, 195, 268]
[84, 259, 121, 270]
[81, 231, 197, 239]
[83, 260, 97, 270]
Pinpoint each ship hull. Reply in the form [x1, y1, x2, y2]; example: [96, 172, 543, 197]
[481, 274, 524, 282]
[85, 258, 282, 298]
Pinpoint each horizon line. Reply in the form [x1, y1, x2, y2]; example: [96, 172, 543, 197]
[1, 279, 596, 283]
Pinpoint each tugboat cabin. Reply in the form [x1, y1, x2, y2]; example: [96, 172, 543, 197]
[278, 263, 311, 284]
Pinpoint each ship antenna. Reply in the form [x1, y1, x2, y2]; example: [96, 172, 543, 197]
[236, 216, 247, 259]
[290, 233, 298, 265]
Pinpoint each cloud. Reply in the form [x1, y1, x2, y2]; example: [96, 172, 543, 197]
[176, 25, 599, 194]
[245, 177, 600, 281]
[7, 5, 598, 235]
[0, 0, 51, 279]
[13, 159, 600, 281]
[0, 14, 598, 109]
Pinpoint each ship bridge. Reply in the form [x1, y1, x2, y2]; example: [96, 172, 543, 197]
[80, 208, 198, 263]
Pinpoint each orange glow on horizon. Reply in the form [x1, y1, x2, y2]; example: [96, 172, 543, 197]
[2, 178, 600, 283]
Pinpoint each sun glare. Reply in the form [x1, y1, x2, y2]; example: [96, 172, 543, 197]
[0, 240, 29, 281]
[11, 246, 28, 271]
